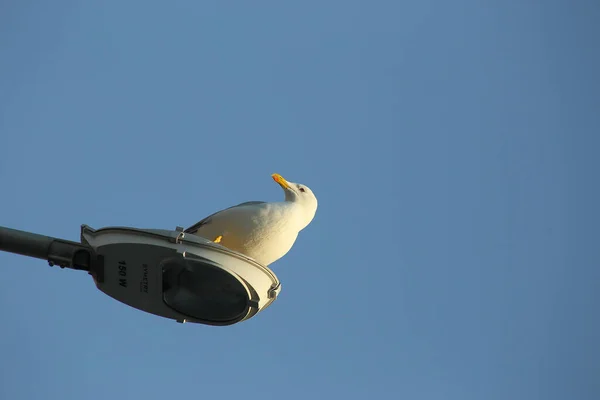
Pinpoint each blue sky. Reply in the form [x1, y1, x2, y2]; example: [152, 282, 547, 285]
[1, 1, 599, 399]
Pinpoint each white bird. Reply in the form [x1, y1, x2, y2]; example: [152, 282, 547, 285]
[184, 173, 318, 266]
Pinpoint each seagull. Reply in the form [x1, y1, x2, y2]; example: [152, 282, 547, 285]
[184, 173, 318, 266]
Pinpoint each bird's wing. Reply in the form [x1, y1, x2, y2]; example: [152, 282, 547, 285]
[184, 201, 266, 234]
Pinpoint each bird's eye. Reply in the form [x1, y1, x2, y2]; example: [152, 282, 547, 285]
[299, 187, 306, 193]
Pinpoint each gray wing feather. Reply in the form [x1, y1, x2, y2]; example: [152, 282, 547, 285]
[184, 201, 266, 234]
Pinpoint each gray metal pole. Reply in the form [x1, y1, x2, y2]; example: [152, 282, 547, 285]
[0, 226, 92, 271]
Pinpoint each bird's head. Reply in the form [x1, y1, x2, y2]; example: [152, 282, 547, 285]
[272, 173, 318, 230]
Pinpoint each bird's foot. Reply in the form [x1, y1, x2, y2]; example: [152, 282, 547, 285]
[213, 235, 223, 244]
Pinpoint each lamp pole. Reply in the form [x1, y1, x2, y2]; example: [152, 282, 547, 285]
[0, 226, 92, 271]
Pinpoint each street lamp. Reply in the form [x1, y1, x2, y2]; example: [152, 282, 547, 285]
[0, 224, 281, 326]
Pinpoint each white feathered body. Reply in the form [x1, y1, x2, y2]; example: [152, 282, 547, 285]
[191, 202, 302, 266]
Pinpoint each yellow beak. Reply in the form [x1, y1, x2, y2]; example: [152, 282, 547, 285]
[272, 173, 291, 189]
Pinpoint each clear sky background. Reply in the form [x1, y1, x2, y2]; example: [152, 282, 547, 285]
[1, 1, 598, 399]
